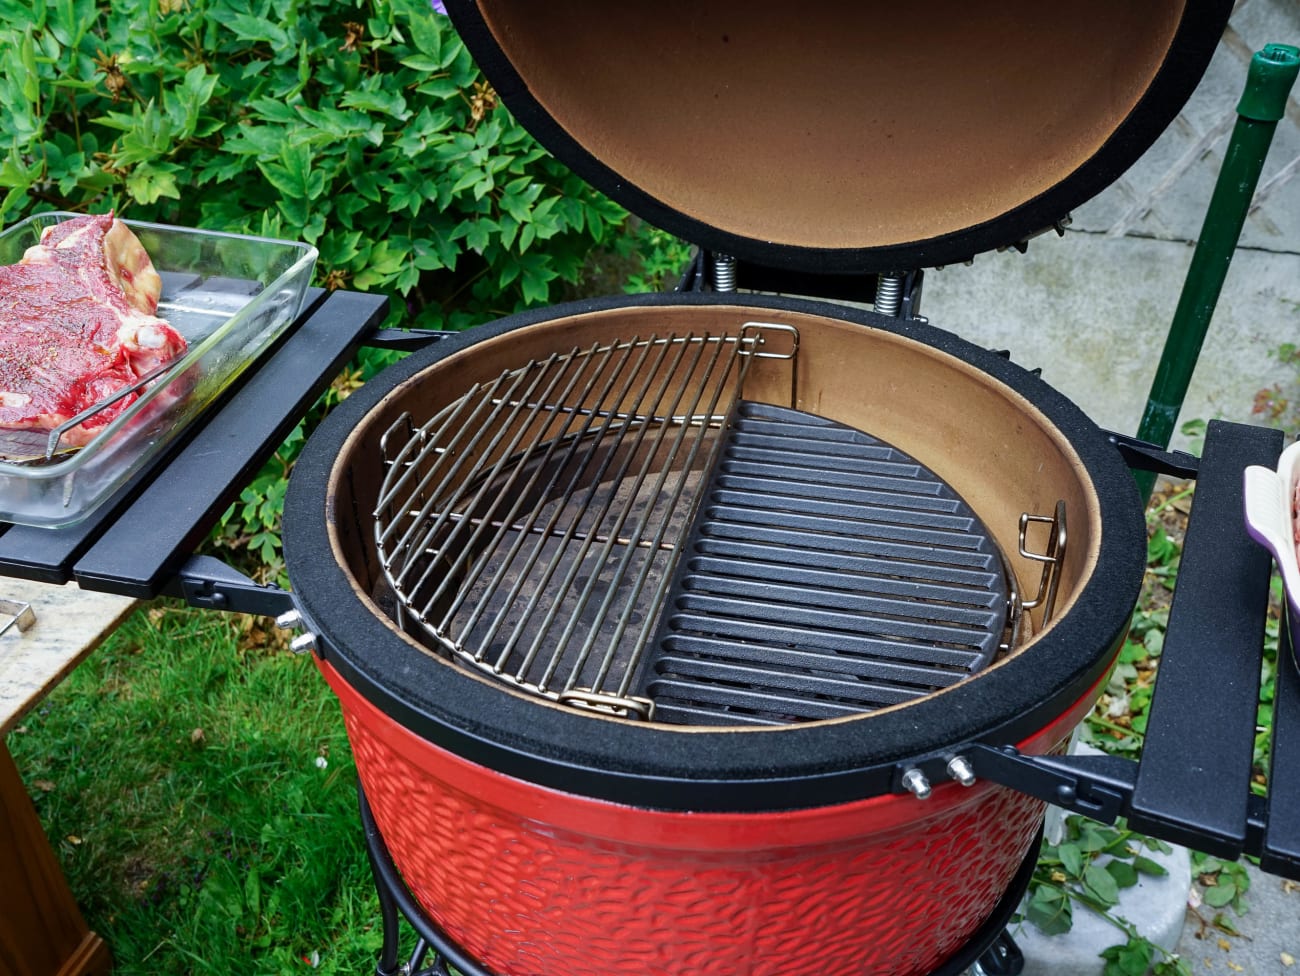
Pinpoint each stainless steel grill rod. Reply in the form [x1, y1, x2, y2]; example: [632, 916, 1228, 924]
[491, 335, 687, 681]
[534, 334, 720, 692]
[411, 345, 606, 625]
[396, 349, 586, 615]
[378, 368, 529, 589]
[452, 336, 656, 665]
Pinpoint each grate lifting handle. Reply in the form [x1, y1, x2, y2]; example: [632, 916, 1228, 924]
[0, 598, 36, 637]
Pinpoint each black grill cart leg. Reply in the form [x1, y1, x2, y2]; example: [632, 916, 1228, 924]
[970, 929, 1025, 975]
[361, 789, 406, 976]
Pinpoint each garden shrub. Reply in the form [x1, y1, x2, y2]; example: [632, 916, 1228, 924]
[0, 0, 657, 580]
[0, 0, 630, 329]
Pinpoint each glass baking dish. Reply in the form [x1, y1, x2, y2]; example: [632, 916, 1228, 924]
[0, 213, 318, 528]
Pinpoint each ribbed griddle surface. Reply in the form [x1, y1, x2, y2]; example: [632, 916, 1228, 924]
[642, 402, 1010, 726]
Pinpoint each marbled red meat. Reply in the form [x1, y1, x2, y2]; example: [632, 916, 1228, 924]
[0, 213, 186, 449]
[1294, 479, 1300, 566]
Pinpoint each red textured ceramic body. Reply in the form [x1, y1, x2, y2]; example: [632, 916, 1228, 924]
[321, 659, 1102, 976]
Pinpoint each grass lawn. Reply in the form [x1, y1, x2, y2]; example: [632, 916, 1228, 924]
[6, 606, 382, 975]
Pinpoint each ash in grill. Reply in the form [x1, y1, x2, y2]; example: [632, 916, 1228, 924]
[373, 322, 1059, 726]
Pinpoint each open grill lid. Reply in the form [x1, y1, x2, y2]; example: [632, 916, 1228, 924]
[444, 0, 1231, 274]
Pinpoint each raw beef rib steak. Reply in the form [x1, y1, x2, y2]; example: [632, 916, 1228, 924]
[0, 213, 187, 450]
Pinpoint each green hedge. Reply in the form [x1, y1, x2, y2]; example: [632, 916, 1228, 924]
[0, 0, 686, 579]
[0, 0, 630, 330]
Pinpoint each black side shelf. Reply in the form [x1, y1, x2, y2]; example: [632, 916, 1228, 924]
[967, 420, 1300, 879]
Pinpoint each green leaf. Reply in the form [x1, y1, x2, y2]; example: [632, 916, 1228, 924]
[1153, 956, 1193, 976]
[125, 162, 181, 204]
[1083, 863, 1120, 906]
[1105, 859, 1139, 889]
[400, 53, 444, 72]
[386, 176, 436, 218]
[1201, 882, 1237, 908]
[1057, 842, 1083, 877]
[1100, 938, 1154, 976]
[248, 97, 302, 124]
[1213, 912, 1241, 936]
[458, 218, 495, 255]
[1143, 628, 1164, 655]
[225, 13, 290, 50]
[1132, 855, 1168, 877]
[341, 87, 409, 119]
[0, 0, 44, 31]
[0, 147, 40, 192]
[399, 0, 444, 62]
[1024, 885, 1072, 936]
[1077, 824, 1115, 854]
[275, 193, 310, 229]
[416, 76, 462, 99]
[244, 868, 261, 916]
[449, 166, 483, 195]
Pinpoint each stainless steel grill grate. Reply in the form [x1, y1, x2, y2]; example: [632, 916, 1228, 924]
[373, 326, 793, 718]
[372, 321, 1051, 726]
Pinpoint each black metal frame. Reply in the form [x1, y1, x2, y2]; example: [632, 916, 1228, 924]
[357, 785, 1034, 976]
[978, 421, 1300, 879]
[0, 288, 1296, 878]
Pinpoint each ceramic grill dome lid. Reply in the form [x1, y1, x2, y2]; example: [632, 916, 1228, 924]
[444, 0, 1231, 274]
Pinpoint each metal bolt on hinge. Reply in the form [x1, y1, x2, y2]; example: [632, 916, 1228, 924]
[275, 609, 302, 630]
[901, 767, 932, 799]
[947, 755, 977, 787]
[289, 632, 318, 655]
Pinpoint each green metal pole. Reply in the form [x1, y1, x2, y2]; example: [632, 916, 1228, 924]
[1133, 43, 1300, 503]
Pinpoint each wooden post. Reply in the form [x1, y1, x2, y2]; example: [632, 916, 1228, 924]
[0, 740, 111, 976]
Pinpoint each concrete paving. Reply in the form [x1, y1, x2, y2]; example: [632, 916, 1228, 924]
[923, 231, 1300, 453]
[1179, 864, 1300, 975]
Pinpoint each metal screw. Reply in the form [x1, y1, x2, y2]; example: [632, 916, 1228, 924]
[947, 755, 977, 787]
[289, 632, 318, 655]
[275, 609, 302, 630]
[901, 767, 931, 799]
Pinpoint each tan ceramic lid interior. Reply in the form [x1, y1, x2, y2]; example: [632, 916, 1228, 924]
[477, 1, 1185, 251]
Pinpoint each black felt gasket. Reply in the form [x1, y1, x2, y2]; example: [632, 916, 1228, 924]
[283, 293, 1146, 812]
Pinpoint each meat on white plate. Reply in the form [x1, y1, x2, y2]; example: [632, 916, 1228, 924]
[1294, 479, 1300, 566]
[0, 213, 187, 449]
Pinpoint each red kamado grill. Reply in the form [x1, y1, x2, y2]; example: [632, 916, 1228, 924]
[5, 3, 1300, 976]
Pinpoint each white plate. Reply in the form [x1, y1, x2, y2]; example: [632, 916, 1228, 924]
[1243, 439, 1300, 619]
